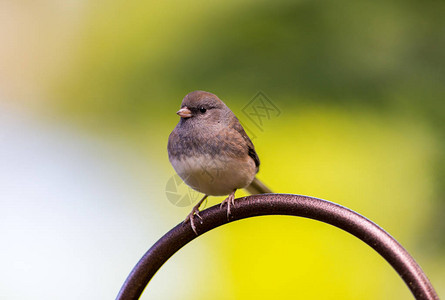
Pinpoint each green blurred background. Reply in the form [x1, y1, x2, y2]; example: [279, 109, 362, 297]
[1, 0, 444, 299]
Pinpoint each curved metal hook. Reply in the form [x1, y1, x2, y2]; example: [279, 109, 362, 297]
[116, 194, 438, 300]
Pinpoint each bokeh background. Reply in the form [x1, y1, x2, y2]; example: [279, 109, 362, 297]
[1, 1, 444, 299]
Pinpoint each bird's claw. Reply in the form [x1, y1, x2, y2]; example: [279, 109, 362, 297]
[183, 195, 208, 235]
[220, 191, 236, 220]
[184, 207, 202, 235]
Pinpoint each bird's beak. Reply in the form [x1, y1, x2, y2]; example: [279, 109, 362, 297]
[177, 107, 192, 118]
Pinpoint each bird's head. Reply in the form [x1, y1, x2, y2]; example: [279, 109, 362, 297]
[176, 91, 229, 124]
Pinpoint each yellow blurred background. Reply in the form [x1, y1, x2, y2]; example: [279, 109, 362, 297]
[1, 1, 444, 299]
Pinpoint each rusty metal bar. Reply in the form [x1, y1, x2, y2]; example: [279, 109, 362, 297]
[116, 194, 439, 300]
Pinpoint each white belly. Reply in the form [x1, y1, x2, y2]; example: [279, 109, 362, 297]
[170, 154, 256, 196]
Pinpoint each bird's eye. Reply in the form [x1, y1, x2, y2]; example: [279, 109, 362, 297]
[199, 107, 206, 113]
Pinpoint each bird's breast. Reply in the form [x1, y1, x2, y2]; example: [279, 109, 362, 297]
[169, 153, 256, 196]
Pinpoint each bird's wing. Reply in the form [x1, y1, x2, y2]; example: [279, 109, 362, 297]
[232, 117, 260, 171]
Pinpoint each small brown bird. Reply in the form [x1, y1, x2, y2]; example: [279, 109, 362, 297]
[168, 91, 271, 234]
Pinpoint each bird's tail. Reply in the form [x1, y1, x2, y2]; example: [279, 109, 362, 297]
[245, 177, 272, 194]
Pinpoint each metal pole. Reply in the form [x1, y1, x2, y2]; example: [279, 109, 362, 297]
[116, 194, 439, 300]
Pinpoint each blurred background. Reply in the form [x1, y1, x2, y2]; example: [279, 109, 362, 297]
[1, 0, 444, 299]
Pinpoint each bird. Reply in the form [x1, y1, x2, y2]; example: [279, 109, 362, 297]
[168, 91, 271, 234]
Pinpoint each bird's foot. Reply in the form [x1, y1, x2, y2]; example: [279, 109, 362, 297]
[220, 190, 236, 220]
[183, 195, 207, 235]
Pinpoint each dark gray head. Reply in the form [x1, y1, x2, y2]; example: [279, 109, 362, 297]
[176, 91, 232, 125]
